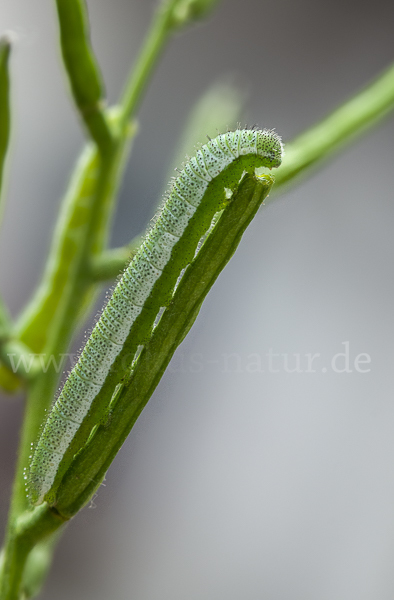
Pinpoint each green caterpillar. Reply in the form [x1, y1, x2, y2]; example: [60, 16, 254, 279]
[28, 128, 283, 506]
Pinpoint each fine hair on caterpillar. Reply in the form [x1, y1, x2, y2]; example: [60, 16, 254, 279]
[28, 128, 283, 506]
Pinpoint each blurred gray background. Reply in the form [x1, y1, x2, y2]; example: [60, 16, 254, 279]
[1, 0, 394, 598]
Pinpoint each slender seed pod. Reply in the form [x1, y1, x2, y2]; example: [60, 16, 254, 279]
[28, 128, 283, 506]
[55, 0, 112, 147]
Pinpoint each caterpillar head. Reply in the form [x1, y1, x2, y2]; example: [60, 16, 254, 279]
[256, 129, 283, 168]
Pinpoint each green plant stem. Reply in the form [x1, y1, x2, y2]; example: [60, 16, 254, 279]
[0, 143, 128, 391]
[0, 299, 40, 389]
[273, 61, 394, 192]
[0, 295, 11, 340]
[16, 147, 100, 350]
[21, 535, 61, 600]
[89, 238, 142, 281]
[0, 35, 11, 220]
[0, 505, 66, 600]
[0, 37, 13, 391]
[0, 340, 42, 381]
[168, 0, 222, 26]
[119, 0, 180, 124]
[119, 0, 224, 124]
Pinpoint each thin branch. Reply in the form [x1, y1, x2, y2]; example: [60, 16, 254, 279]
[0, 339, 42, 382]
[118, 0, 180, 124]
[89, 238, 142, 281]
[0, 505, 66, 600]
[118, 0, 222, 124]
[273, 61, 394, 193]
[0, 35, 11, 221]
[0, 294, 11, 341]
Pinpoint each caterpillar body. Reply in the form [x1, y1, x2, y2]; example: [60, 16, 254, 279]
[28, 128, 283, 506]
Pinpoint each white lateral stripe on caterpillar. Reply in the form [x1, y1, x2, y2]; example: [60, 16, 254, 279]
[28, 128, 283, 505]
